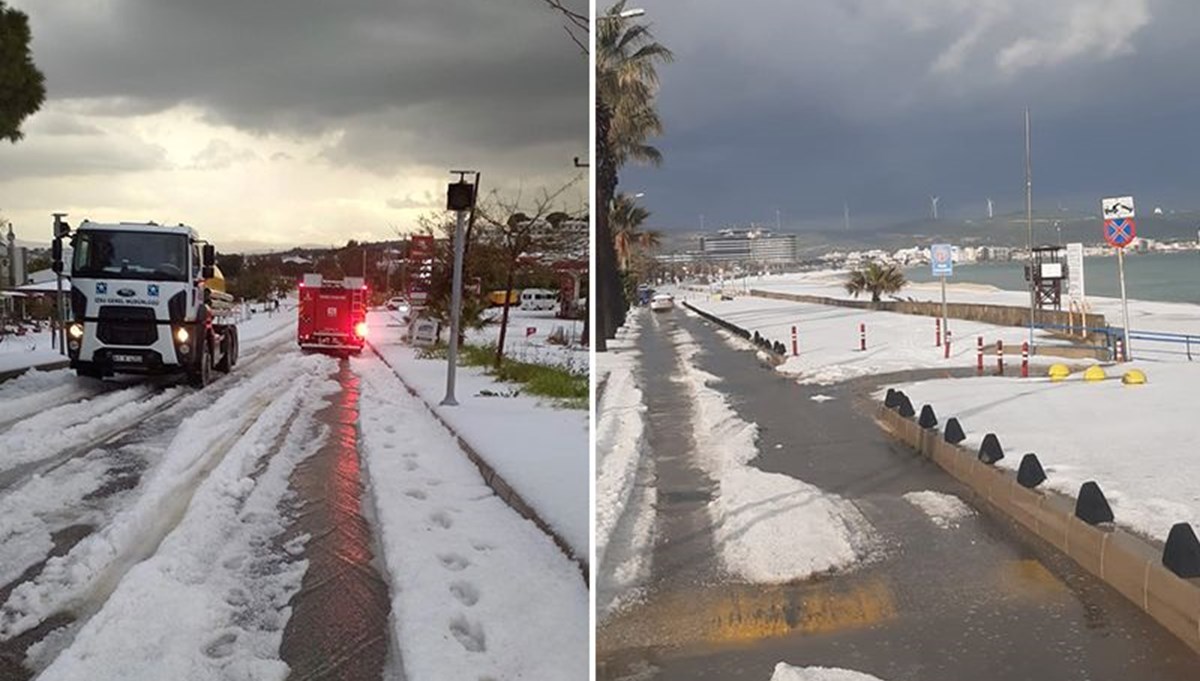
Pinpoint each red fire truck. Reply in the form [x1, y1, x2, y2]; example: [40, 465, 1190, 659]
[297, 274, 369, 354]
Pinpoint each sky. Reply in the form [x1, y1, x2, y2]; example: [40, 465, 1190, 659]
[620, 0, 1200, 233]
[1, 0, 588, 252]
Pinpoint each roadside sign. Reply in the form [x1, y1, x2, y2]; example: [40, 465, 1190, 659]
[1104, 218, 1136, 248]
[1066, 242, 1085, 304]
[1102, 196, 1136, 220]
[930, 244, 953, 277]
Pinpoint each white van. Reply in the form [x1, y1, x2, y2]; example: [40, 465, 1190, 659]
[519, 288, 558, 311]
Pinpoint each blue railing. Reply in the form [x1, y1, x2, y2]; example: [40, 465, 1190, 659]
[1032, 321, 1200, 361]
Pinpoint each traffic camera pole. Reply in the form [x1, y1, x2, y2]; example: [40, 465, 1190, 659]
[442, 172, 476, 407]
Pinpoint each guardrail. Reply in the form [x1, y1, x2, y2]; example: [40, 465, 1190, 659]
[1032, 322, 1200, 362]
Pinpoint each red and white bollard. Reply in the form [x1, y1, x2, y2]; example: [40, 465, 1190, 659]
[1116, 338, 1125, 362]
[859, 323, 867, 351]
[996, 340, 1005, 376]
[935, 317, 942, 348]
[944, 329, 952, 359]
[1021, 341, 1029, 378]
[791, 325, 799, 356]
[976, 336, 984, 375]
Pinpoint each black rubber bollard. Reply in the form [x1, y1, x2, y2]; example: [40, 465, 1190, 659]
[884, 388, 898, 408]
[1162, 523, 1200, 578]
[944, 417, 966, 444]
[978, 433, 1004, 464]
[918, 405, 938, 429]
[1017, 453, 1047, 488]
[1075, 481, 1114, 525]
[897, 393, 915, 418]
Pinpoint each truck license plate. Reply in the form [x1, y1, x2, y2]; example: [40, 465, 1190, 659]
[112, 354, 142, 363]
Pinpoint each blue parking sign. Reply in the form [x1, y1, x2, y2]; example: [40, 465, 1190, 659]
[931, 244, 953, 277]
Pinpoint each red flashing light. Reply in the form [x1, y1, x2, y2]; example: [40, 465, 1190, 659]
[354, 321, 368, 338]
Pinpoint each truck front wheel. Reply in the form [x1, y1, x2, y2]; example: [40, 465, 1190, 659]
[189, 339, 212, 388]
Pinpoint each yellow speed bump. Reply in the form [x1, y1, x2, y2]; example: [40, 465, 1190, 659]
[1122, 369, 1147, 385]
[1047, 364, 1071, 382]
[1083, 365, 1107, 382]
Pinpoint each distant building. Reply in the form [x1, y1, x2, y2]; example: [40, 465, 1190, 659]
[699, 228, 796, 264]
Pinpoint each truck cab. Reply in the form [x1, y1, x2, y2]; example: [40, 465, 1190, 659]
[297, 274, 368, 355]
[65, 221, 238, 387]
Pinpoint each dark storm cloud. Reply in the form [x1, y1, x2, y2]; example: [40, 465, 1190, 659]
[622, 0, 1200, 231]
[20, 0, 586, 176]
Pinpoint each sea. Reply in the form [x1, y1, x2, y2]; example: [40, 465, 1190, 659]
[906, 250, 1200, 306]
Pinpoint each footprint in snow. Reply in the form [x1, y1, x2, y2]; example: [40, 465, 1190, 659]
[203, 632, 238, 659]
[449, 580, 480, 606]
[403, 460, 419, 472]
[438, 553, 471, 571]
[429, 511, 454, 529]
[404, 489, 427, 500]
[449, 615, 486, 652]
[470, 541, 496, 552]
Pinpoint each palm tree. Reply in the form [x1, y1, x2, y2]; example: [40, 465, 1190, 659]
[611, 192, 651, 271]
[595, 2, 673, 348]
[844, 261, 907, 303]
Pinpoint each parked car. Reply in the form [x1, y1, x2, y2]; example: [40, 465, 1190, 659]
[649, 293, 675, 312]
[520, 288, 558, 312]
[386, 296, 410, 315]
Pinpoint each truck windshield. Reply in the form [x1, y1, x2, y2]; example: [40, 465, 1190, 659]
[72, 230, 190, 282]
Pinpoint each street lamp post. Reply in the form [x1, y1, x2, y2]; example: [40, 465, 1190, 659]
[441, 171, 477, 407]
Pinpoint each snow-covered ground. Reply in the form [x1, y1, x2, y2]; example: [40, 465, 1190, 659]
[595, 314, 654, 619]
[891, 364, 1200, 544]
[771, 664, 888, 681]
[732, 270, 1200, 358]
[682, 294, 1056, 385]
[468, 308, 588, 373]
[902, 490, 974, 529]
[673, 324, 876, 582]
[0, 327, 65, 373]
[366, 310, 589, 561]
[354, 358, 588, 680]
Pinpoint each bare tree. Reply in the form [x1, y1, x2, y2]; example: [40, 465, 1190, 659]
[475, 176, 585, 368]
[537, 0, 588, 54]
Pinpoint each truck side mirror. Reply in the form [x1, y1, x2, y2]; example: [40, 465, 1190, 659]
[52, 238, 63, 274]
[201, 244, 216, 279]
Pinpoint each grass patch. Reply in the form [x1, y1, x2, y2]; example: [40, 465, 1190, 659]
[417, 342, 587, 408]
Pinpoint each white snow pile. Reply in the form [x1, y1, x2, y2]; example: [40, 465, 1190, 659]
[902, 490, 974, 529]
[893, 366, 1200, 542]
[353, 357, 588, 681]
[0, 353, 336, 650]
[687, 295, 1054, 386]
[24, 352, 338, 680]
[772, 663, 890, 681]
[0, 456, 112, 588]
[673, 326, 876, 583]
[0, 368, 89, 424]
[595, 313, 655, 620]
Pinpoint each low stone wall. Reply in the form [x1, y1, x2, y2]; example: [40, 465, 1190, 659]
[750, 288, 1107, 339]
[876, 402, 1200, 654]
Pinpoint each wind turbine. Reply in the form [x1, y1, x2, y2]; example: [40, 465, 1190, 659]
[987, 198, 994, 220]
[930, 196, 940, 221]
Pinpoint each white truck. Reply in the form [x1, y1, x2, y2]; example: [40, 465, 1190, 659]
[58, 220, 239, 387]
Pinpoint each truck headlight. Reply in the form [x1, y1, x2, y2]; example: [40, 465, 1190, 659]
[68, 323, 84, 339]
[175, 327, 189, 343]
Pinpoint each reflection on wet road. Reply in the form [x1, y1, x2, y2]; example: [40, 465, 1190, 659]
[280, 362, 392, 680]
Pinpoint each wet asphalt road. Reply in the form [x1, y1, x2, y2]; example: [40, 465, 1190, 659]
[597, 308, 1199, 681]
[279, 360, 392, 681]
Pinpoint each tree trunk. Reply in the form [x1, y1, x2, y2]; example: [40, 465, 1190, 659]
[495, 257, 516, 369]
[595, 99, 622, 351]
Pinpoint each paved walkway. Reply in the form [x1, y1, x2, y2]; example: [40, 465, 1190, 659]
[598, 308, 1198, 681]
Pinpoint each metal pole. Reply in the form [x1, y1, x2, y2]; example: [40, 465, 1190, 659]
[940, 274, 948, 351]
[56, 272, 64, 355]
[1025, 108, 1035, 350]
[1117, 246, 1132, 361]
[441, 208, 468, 406]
